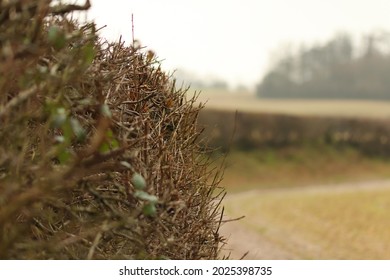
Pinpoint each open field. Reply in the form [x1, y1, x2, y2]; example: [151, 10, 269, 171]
[221, 180, 390, 259]
[212, 148, 390, 192]
[194, 89, 390, 119]
[214, 148, 390, 259]
[195, 89, 390, 259]
[215, 147, 390, 259]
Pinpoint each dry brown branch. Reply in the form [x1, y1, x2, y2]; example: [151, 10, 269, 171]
[50, 0, 91, 15]
[0, 84, 41, 118]
[0, 0, 226, 260]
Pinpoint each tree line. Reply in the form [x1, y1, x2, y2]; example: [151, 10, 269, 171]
[257, 31, 390, 99]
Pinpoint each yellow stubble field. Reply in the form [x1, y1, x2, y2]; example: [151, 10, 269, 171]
[195, 89, 390, 119]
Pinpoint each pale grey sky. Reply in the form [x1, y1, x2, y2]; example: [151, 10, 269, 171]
[81, 0, 390, 89]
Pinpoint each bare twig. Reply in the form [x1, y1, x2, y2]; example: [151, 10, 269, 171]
[131, 13, 135, 44]
[87, 229, 103, 259]
[0, 84, 41, 118]
[50, 0, 91, 15]
[222, 216, 245, 223]
[120, 92, 155, 105]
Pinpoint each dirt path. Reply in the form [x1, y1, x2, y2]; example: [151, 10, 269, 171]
[220, 216, 300, 259]
[219, 179, 390, 259]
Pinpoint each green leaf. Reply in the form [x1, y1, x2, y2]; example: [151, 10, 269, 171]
[51, 107, 67, 128]
[82, 43, 95, 65]
[142, 203, 157, 217]
[58, 148, 71, 164]
[131, 173, 146, 190]
[106, 129, 114, 138]
[100, 104, 112, 118]
[110, 138, 119, 149]
[70, 118, 86, 141]
[106, 129, 119, 148]
[98, 142, 110, 153]
[134, 190, 158, 203]
[120, 161, 132, 169]
[54, 135, 65, 143]
[62, 120, 73, 144]
[78, 98, 93, 105]
[98, 129, 119, 153]
[48, 26, 66, 50]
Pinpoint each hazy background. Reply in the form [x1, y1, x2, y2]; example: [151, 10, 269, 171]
[76, 0, 390, 259]
[82, 0, 390, 90]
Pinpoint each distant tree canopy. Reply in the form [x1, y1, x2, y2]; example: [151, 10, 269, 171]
[257, 31, 390, 99]
[173, 69, 228, 90]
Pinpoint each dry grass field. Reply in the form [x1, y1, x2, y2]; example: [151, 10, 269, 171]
[197, 89, 390, 259]
[212, 147, 390, 192]
[213, 144, 390, 259]
[221, 180, 390, 259]
[194, 89, 390, 119]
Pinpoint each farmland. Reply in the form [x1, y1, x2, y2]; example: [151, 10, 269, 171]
[194, 89, 390, 119]
[195, 89, 390, 259]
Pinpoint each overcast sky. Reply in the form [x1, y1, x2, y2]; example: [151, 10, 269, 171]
[81, 0, 390, 89]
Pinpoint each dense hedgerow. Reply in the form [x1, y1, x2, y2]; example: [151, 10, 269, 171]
[199, 109, 390, 156]
[0, 0, 225, 259]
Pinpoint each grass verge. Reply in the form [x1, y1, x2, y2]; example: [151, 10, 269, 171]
[213, 145, 390, 192]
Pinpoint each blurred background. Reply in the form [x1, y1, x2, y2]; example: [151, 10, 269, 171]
[80, 0, 390, 259]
